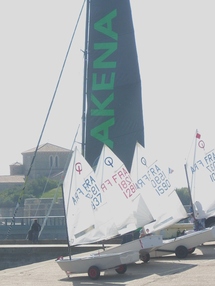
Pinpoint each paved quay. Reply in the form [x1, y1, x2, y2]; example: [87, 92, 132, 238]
[0, 243, 108, 270]
[0, 242, 215, 286]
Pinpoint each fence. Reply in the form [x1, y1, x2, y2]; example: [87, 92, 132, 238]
[0, 215, 66, 240]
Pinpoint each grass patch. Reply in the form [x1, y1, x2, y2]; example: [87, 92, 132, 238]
[41, 187, 62, 199]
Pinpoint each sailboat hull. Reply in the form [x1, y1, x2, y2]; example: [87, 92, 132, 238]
[150, 227, 215, 258]
[103, 235, 163, 256]
[56, 251, 139, 275]
[56, 235, 163, 277]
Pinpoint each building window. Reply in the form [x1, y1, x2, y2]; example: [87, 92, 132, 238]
[49, 155, 58, 168]
[49, 155, 53, 167]
[55, 156, 59, 167]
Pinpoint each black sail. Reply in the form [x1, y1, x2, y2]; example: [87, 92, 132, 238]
[84, 0, 144, 171]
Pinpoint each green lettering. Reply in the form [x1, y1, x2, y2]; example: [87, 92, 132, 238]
[94, 43, 117, 68]
[92, 72, 115, 90]
[91, 93, 114, 116]
[94, 9, 118, 40]
[90, 118, 115, 148]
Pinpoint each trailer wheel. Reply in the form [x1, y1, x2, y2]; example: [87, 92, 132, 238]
[115, 264, 127, 274]
[188, 247, 196, 254]
[175, 245, 188, 259]
[139, 252, 150, 263]
[88, 266, 100, 280]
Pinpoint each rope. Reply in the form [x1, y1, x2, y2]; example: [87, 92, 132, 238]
[39, 125, 80, 238]
[5, 1, 86, 240]
[25, 165, 55, 239]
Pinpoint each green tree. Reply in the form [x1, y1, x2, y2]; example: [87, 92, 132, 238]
[25, 177, 58, 197]
[176, 187, 191, 206]
[0, 177, 58, 208]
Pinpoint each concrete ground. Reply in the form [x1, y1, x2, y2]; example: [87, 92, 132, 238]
[0, 242, 215, 285]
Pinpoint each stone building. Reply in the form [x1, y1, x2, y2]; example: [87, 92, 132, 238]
[0, 175, 25, 193]
[0, 143, 71, 192]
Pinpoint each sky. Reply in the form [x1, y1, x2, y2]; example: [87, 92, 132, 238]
[0, 1, 215, 189]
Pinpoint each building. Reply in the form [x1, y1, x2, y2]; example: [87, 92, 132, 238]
[0, 175, 25, 193]
[0, 143, 71, 192]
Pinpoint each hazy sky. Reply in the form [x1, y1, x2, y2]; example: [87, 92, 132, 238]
[0, 1, 215, 189]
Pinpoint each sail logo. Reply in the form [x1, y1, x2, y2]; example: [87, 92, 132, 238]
[75, 162, 82, 174]
[104, 156, 114, 167]
[141, 157, 147, 166]
[89, 9, 118, 149]
[198, 140, 205, 149]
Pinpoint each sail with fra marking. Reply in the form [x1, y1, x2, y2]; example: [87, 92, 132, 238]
[57, 0, 164, 279]
[63, 146, 118, 246]
[130, 142, 187, 234]
[95, 144, 154, 235]
[185, 130, 215, 220]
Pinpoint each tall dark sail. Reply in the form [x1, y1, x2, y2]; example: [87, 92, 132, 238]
[84, 0, 144, 171]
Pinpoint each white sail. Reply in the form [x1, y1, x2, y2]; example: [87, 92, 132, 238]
[57, 1, 165, 278]
[186, 131, 215, 219]
[95, 144, 154, 235]
[63, 146, 118, 245]
[130, 142, 187, 234]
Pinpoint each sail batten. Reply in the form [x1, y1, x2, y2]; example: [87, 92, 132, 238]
[74, 225, 95, 239]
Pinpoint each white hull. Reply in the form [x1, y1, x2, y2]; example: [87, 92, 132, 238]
[104, 234, 163, 256]
[150, 226, 215, 258]
[56, 250, 139, 274]
[56, 234, 163, 276]
[154, 222, 194, 239]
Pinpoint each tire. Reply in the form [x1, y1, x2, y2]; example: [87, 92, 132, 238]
[139, 252, 150, 263]
[88, 266, 100, 280]
[115, 264, 127, 274]
[175, 245, 188, 259]
[188, 247, 196, 254]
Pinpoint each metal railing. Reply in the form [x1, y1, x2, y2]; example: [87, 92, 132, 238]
[0, 215, 65, 227]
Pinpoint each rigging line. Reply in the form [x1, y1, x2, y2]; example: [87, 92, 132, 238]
[5, 2, 86, 240]
[39, 124, 80, 238]
[38, 186, 61, 239]
[185, 131, 196, 164]
[25, 166, 55, 240]
[33, 157, 57, 217]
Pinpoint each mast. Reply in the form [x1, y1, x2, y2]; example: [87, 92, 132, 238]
[184, 129, 199, 219]
[61, 184, 72, 259]
[191, 129, 198, 192]
[184, 163, 195, 214]
[81, 0, 90, 157]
